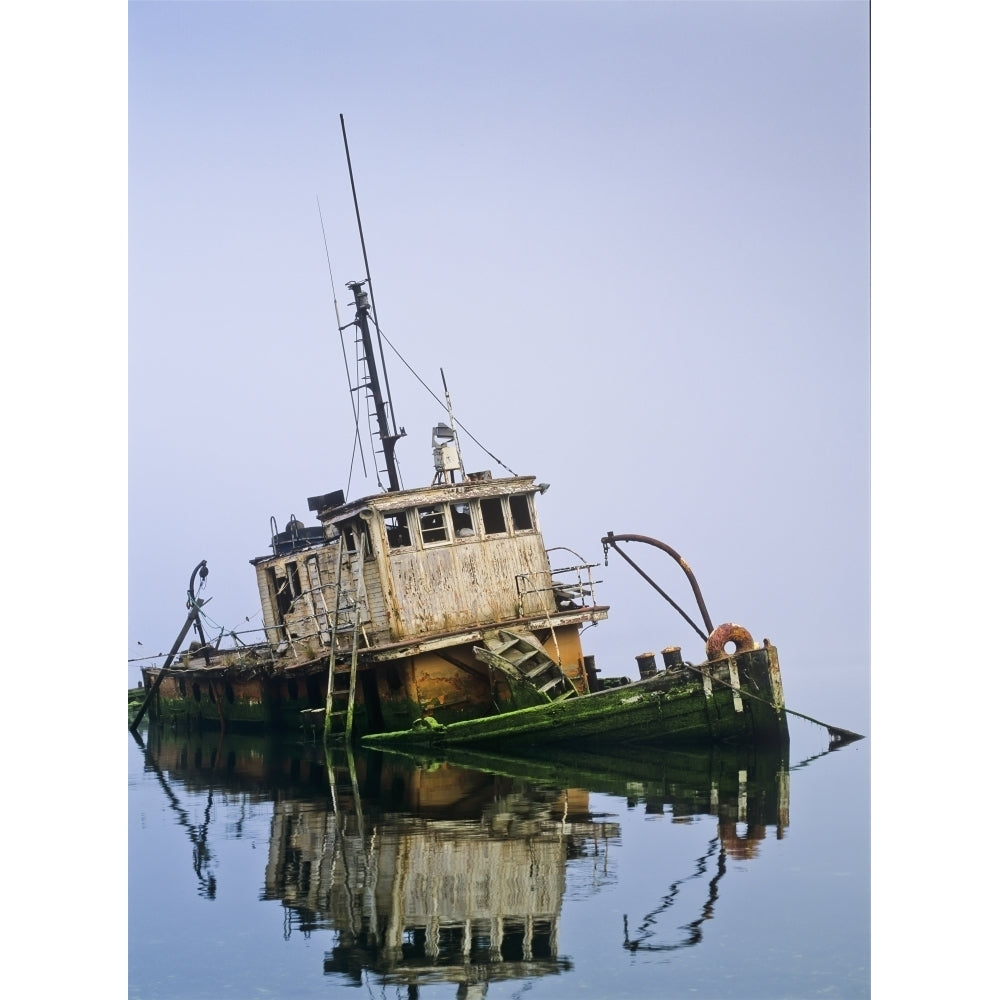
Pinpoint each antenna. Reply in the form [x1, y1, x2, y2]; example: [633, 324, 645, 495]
[340, 114, 405, 491]
[435, 368, 465, 482]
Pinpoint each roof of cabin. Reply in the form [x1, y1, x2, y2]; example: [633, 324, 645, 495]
[308, 475, 540, 523]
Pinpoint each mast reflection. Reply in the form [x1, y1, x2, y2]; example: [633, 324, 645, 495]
[139, 729, 790, 993]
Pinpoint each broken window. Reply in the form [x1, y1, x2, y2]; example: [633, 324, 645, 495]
[450, 502, 475, 538]
[342, 521, 373, 558]
[481, 497, 507, 535]
[384, 511, 412, 549]
[359, 523, 373, 559]
[418, 504, 448, 544]
[267, 566, 292, 622]
[285, 562, 302, 599]
[343, 526, 357, 553]
[510, 494, 534, 531]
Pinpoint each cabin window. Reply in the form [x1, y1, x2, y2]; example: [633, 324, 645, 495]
[343, 527, 357, 552]
[510, 494, 534, 531]
[285, 562, 302, 599]
[384, 511, 412, 549]
[481, 497, 507, 535]
[450, 502, 475, 538]
[268, 566, 292, 622]
[359, 523, 373, 559]
[418, 504, 448, 544]
[342, 521, 373, 558]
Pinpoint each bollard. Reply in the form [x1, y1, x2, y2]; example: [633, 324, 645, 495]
[661, 646, 684, 671]
[635, 651, 657, 679]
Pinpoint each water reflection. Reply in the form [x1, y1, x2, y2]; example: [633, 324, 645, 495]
[136, 728, 792, 994]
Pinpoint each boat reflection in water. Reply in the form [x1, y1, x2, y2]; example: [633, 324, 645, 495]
[138, 728, 790, 994]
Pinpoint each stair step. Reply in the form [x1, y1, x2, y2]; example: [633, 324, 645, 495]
[492, 638, 524, 656]
[512, 651, 542, 668]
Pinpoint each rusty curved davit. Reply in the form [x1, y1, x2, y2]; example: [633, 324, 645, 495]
[596, 531, 861, 748]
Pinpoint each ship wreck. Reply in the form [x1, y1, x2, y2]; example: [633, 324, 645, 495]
[131, 119, 793, 751]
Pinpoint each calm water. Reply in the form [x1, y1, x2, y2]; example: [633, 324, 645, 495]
[128, 719, 869, 999]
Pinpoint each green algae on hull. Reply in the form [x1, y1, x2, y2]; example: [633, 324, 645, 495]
[362, 645, 788, 752]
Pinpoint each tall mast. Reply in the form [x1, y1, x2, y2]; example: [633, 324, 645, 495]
[340, 114, 404, 492]
[347, 280, 402, 492]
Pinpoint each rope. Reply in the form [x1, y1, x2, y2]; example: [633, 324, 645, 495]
[129, 588, 273, 665]
[678, 658, 864, 743]
[375, 326, 518, 477]
[129, 624, 269, 664]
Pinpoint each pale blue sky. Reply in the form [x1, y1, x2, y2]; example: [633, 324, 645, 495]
[128, 0, 871, 731]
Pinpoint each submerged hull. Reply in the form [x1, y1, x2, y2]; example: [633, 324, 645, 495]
[138, 660, 329, 731]
[137, 614, 599, 736]
[138, 641, 788, 752]
[362, 644, 789, 751]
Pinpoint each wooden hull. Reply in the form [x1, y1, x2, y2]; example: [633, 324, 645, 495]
[362, 645, 789, 751]
[137, 620, 594, 736]
[139, 641, 788, 752]
[139, 661, 330, 732]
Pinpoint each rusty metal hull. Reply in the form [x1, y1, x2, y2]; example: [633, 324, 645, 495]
[139, 640, 787, 751]
[137, 615, 601, 735]
[361, 645, 789, 751]
[139, 660, 329, 731]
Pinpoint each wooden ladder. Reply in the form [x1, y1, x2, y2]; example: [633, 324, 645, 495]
[319, 535, 365, 738]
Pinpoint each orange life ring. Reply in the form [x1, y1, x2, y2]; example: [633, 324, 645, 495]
[705, 623, 755, 660]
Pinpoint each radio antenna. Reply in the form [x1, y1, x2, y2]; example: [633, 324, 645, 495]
[340, 114, 403, 490]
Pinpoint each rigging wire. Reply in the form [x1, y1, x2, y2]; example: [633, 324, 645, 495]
[335, 114, 512, 486]
[128, 598, 269, 664]
[317, 196, 365, 497]
[374, 323, 519, 477]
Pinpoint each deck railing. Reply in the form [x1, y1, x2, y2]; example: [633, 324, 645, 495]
[515, 560, 602, 618]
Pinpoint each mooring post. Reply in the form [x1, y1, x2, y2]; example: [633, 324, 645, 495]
[635, 651, 657, 679]
[661, 646, 683, 670]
